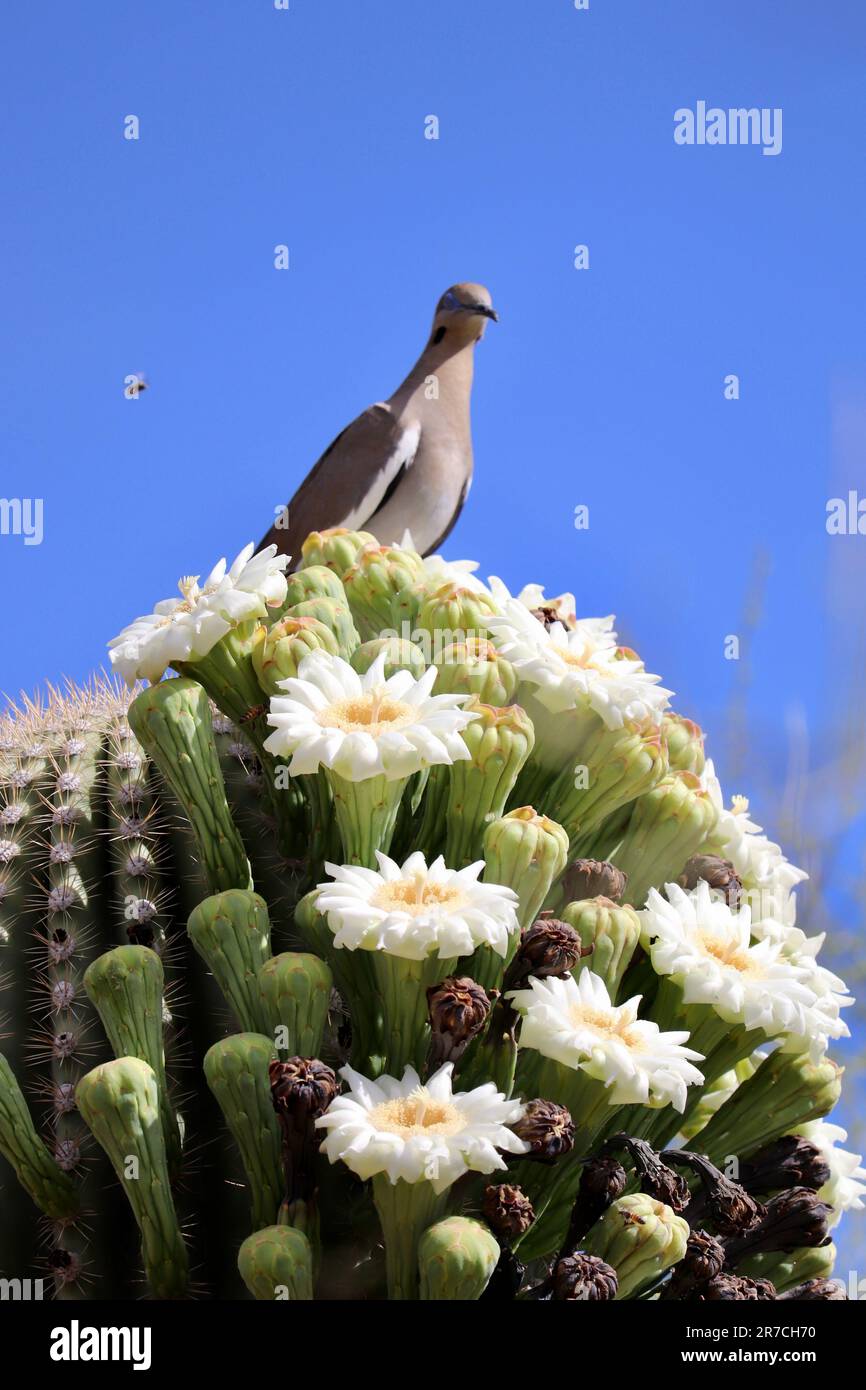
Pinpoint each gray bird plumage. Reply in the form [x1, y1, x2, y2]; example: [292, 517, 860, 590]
[260, 282, 497, 563]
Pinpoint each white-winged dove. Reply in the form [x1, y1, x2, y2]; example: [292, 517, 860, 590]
[261, 283, 497, 561]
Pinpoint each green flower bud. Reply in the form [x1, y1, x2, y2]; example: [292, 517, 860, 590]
[128, 678, 252, 894]
[561, 897, 641, 999]
[203, 1034, 283, 1231]
[252, 614, 340, 697]
[257, 951, 333, 1057]
[663, 713, 706, 775]
[299, 527, 377, 579]
[484, 806, 569, 932]
[417, 1216, 500, 1300]
[433, 637, 518, 706]
[616, 771, 719, 907]
[444, 701, 535, 868]
[584, 1192, 689, 1299]
[282, 564, 347, 610]
[514, 702, 668, 853]
[76, 1058, 188, 1299]
[187, 889, 272, 1033]
[350, 636, 428, 680]
[342, 545, 426, 641]
[0, 1052, 80, 1221]
[415, 581, 500, 645]
[468, 808, 569, 992]
[83, 946, 180, 1177]
[237, 1224, 314, 1300]
[690, 1051, 842, 1167]
[287, 596, 360, 660]
[739, 1242, 836, 1294]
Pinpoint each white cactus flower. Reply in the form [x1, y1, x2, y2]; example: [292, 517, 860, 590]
[108, 543, 289, 684]
[315, 850, 519, 960]
[315, 1063, 528, 1194]
[264, 651, 478, 781]
[508, 969, 704, 1113]
[487, 599, 671, 728]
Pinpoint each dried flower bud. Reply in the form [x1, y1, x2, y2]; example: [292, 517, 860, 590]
[269, 1057, 338, 1122]
[678, 854, 742, 909]
[681, 1228, 726, 1284]
[563, 1156, 629, 1250]
[699, 1273, 776, 1301]
[662, 1229, 726, 1298]
[665, 1149, 763, 1234]
[506, 918, 586, 988]
[269, 1057, 338, 1207]
[606, 1136, 691, 1212]
[427, 976, 490, 1067]
[723, 1187, 834, 1264]
[482, 1183, 535, 1241]
[553, 1252, 618, 1301]
[739, 1135, 831, 1194]
[561, 859, 628, 905]
[510, 1098, 575, 1164]
[778, 1278, 846, 1301]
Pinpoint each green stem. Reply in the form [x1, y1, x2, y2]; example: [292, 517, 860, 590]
[128, 678, 253, 894]
[327, 772, 407, 867]
[372, 1176, 448, 1300]
[370, 953, 457, 1077]
[509, 1054, 613, 1260]
[178, 629, 300, 859]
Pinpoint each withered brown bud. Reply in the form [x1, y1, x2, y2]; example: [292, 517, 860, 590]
[662, 1229, 726, 1299]
[553, 1252, 618, 1301]
[664, 1148, 763, 1233]
[269, 1057, 338, 1207]
[269, 1057, 338, 1121]
[739, 1135, 831, 1194]
[606, 1135, 690, 1212]
[562, 1155, 629, 1251]
[510, 1098, 575, 1164]
[560, 859, 628, 905]
[482, 1183, 535, 1241]
[723, 1187, 834, 1265]
[681, 1229, 726, 1284]
[699, 1273, 776, 1301]
[506, 918, 586, 989]
[581, 1154, 630, 1205]
[678, 854, 743, 909]
[426, 975, 490, 1067]
[778, 1278, 847, 1301]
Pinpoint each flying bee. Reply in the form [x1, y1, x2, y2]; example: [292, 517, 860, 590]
[124, 372, 149, 399]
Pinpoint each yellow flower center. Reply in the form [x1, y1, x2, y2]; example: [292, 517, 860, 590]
[370, 1086, 466, 1138]
[555, 640, 609, 676]
[731, 794, 750, 815]
[699, 933, 757, 974]
[570, 1005, 642, 1049]
[317, 691, 415, 736]
[371, 872, 467, 916]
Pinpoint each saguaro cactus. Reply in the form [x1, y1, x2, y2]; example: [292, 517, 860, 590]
[0, 530, 858, 1302]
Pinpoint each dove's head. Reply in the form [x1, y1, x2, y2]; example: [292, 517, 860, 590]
[430, 282, 498, 347]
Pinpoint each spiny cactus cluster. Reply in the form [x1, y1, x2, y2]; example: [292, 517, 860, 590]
[0, 527, 861, 1301]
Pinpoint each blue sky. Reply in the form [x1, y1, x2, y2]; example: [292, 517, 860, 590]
[2, 1, 865, 1261]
